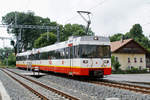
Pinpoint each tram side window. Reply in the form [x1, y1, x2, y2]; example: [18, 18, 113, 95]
[25, 56, 27, 60]
[17, 56, 18, 61]
[16, 56, 18, 61]
[48, 51, 56, 59]
[19, 56, 21, 60]
[21, 56, 23, 60]
[32, 55, 34, 60]
[35, 54, 39, 60]
[19, 56, 21, 61]
[29, 55, 32, 60]
[40, 52, 48, 60]
[48, 51, 52, 59]
[16, 56, 19, 61]
[59, 48, 65, 59]
[74, 46, 80, 58]
[20, 56, 22, 61]
[32, 54, 35, 60]
[55, 50, 61, 59]
[18, 56, 20, 61]
[65, 48, 69, 59]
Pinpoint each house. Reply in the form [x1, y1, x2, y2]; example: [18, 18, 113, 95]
[111, 39, 150, 70]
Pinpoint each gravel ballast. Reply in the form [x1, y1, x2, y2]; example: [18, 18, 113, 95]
[0, 70, 40, 100]
[2, 69, 69, 100]
[8, 68, 150, 100]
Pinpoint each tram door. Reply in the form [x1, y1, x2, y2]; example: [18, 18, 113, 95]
[27, 55, 32, 71]
[68, 46, 73, 75]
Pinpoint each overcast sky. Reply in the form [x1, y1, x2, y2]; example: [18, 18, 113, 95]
[0, 0, 150, 48]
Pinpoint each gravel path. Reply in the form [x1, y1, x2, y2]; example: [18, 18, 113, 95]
[9, 68, 150, 100]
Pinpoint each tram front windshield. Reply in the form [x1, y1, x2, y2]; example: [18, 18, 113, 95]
[80, 45, 110, 58]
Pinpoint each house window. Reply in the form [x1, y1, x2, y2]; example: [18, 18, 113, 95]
[116, 57, 118, 61]
[139, 66, 142, 70]
[128, 58, 130, 63]
[134, 58, 137, 63]
[140, 58, 143, 63]
[128, 66, 131, 70]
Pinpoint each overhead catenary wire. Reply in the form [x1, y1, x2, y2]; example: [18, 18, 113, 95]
[25, 0, 31, 11]
[64, 0, 109, 24]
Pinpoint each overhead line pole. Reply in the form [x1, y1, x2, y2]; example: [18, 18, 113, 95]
[0, 24, 59, 53]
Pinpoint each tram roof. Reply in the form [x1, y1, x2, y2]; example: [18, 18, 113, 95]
[38, 36, 110, 53]
[17, 36, 110, 55]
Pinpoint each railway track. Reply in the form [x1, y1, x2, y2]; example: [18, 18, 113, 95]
[126, 81, 150, 86]
[38, 71, 150, 95]
[87, 79, 150, 95]
[1, 69, 49, 100]
[1, 68, 79, 100]
[50, 73, 150, 95]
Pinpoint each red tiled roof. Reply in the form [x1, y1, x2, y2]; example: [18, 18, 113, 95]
[111, 39, 133, 52]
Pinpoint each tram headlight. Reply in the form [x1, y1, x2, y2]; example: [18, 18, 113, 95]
[103, 60, 109, 65]
[93, 36, 98, 40]
[83, 60, 88, 64]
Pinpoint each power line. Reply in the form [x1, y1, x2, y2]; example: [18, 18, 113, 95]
[0, 24, 57, 30]
[0, 37, 12, 40]
[0, 24, 59, 51]
[64, 0, 109, 24]
[25, 0, 31, 10]
[89, 0, 109, 11]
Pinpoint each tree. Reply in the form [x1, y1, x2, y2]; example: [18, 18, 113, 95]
[109, 24, 150, 51]
[34, 32, 57, 48]
[2, 11, 95, 51]
[109, 33, 123, 42]
[60, 24, 94, 41]
[0, 48, 15, 66]
[127, 24, 150, 50]
[2, 11, 58, 52]
[129, 24, 143, 39]
[111, 56, 121, 71]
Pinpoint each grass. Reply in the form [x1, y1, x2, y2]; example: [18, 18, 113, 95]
[0, 64, 16, 68]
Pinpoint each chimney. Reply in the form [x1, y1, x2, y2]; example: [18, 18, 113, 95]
[121, 35, 124, 43]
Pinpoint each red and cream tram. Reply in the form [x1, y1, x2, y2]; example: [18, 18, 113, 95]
[16, 36, 111, 78]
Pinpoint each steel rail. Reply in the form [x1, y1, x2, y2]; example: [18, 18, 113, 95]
[59, 76, 150, 95]
[1, 69, 49, 100]
[5, 68, 79, 100]
[89, 80, 150, 94]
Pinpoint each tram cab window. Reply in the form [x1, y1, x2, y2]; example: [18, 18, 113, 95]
[80, 45, 110, 58]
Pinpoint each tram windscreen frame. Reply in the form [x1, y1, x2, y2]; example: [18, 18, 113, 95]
[79, 45, 111, 58]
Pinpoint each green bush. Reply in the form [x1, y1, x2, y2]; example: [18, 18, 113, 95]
[111, 56, 121, 71]
[126, 67, 147, 74]
[2, 53, 16, 66]
[112, 67, 148, 74]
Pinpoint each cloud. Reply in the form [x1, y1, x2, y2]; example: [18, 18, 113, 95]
[91, 0, 149, 36]
[0, 0, 150, 48]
